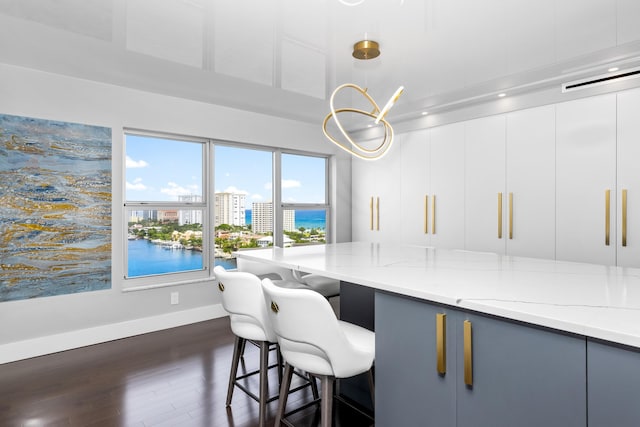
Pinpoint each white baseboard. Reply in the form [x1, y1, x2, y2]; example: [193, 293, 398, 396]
[0, 304, 227, 365]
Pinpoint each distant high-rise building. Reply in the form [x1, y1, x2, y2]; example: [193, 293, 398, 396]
[178, 195, 203, 225]
[215, 192, 246, 226]
[252, 202, 295, 233]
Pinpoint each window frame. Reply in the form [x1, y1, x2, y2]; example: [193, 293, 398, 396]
[123, 131, 331, 290]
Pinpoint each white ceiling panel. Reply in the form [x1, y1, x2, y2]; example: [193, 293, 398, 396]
[281, 39, 327, 99]
[213, 0, 275, 86]
[126, 0, 204, 68]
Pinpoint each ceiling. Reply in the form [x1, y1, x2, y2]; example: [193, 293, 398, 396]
[1, 0, 640, 126]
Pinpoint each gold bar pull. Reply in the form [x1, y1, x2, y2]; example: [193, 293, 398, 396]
[369, 197, 374, 231]
[498, 192, 503, 239]
[424, 195, 429, 234]
[605, 189, 611, 246]
[622, 189, 628, 247]
[376, 197, 380, 231]
[509, 192, 513, 240]
[432, 195, 436, 235]
[463, 320, 473, 386]
[436, 313, 446, 375]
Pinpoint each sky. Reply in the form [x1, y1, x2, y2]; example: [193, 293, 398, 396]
[125, 135, 326, 204]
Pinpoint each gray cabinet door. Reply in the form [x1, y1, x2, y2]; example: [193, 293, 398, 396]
[588, 339, 640, 426]
[375, 292, 457, 427]
[456, 312, 586, 427]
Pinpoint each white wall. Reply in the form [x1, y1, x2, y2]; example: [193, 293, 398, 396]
[0, 63, 351, 363]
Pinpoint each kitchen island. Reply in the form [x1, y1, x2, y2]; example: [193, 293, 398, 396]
[234, 242, 640, 426]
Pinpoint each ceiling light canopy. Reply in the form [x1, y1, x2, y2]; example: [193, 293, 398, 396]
[353, 40, 380, 60]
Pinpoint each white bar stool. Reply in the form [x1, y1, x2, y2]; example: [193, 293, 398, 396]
[214, 266, 318, 427]
[261, 277, 375, 427]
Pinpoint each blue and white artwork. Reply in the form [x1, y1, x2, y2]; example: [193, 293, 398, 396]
[0, 114, 112, 301]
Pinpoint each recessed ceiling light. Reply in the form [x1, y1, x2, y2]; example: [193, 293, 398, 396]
[421, 112, 429, 116]
[339, 0, 365, 6]
[498, 93, 506, 98]
[608, 67, 619, 72]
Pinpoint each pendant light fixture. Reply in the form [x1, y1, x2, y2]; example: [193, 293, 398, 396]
[323, 40, 404, 161]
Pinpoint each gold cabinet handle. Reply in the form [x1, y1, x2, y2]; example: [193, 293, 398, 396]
[431, 195, 436, 235]
[498, 192, 503, 239]
[369, 197, 374, 231]
[605, 189, 611, 246]
[376, 197, 380, 231]
[622, 189, 628, 247]
[436, 313, 446, 375]
[463, 320, 473, 386]
[424, 195, 429, 234]
[509, 192, 513, 240]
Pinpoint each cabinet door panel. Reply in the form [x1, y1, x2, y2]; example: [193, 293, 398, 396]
[617, 89, 640, 267]
[556, 94, 616, 265]
[351, 159, 377, 242]
[400, 130, 430, 246]
[376, 145, 402, 242]
[375, 292, 456, 427]
[464, 115, 506, 254]
[588, 339, 640, 427]
[431, 123, 465, 249]
[506, 105, 556, 259]
[456, 313, 586, 427]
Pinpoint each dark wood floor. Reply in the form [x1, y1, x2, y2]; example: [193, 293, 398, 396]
[0, 316, 374, 427]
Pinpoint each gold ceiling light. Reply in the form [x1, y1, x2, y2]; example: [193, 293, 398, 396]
[322, 83, 404, 161]
[352, 40, 380, 60]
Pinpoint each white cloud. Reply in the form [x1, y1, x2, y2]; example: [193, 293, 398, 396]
[126, 156, 149, 168]
[161, 182, 200, 197]
[251, 194, 263, 200]
[223, 186, 249, 195]
[264, 182, 272, 190]
[126, 178, 147, 191]
[282, 179, 301, 189]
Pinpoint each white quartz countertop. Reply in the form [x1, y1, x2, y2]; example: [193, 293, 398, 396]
[234, 242, 640, 348]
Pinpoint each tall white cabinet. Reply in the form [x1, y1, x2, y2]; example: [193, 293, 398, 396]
[399, 125, 465, 248]
[429, 123, 465, 249]
[399, 130, 430, 246]
[556, 94, 617, 265]
[464, 115, 506, 254]
[505, 105, 556, 259]
[351, 141, 401, 243]
[617, 89, 640, 267]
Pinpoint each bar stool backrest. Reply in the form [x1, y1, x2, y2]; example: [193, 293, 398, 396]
[214, 265, 276, 343]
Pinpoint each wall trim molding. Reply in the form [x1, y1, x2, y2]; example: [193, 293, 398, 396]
[0, 304, 227, 365]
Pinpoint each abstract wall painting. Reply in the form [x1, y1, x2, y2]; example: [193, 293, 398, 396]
[0, 114, 112, 301]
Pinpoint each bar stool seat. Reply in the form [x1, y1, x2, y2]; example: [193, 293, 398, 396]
[261, 278, 375, 427]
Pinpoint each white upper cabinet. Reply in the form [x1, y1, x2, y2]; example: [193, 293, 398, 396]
[616, 88, 640, 268]
[505, 105, 556, 259]
[464, 115, 507, 254]
[556, 94, 617, 265]
[400, 130, 430, 246]
[430, 123, 466, 250]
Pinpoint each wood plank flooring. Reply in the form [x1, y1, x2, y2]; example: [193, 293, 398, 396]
[0, 317, 374, 427]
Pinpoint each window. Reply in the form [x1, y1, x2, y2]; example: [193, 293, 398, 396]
[281, 153, 329, 246]
[125, 132, 207, 280]
[214, 145, 272, 267]
[124, 131, 330, 286]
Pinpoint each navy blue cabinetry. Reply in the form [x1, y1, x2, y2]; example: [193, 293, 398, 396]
[375, 292, 587, 427]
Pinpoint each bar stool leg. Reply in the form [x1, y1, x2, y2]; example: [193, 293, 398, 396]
[275, 362, 294, 426]
[367, 368, 375, 407]
[320, 375, 334, 427]
[226, 336, 244, 406]
[258, 341, 269, 427]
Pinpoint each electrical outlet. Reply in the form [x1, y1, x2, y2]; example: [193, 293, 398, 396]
[170, 292, 179, 305]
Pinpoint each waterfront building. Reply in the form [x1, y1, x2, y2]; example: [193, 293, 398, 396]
[252, 202, 295, 233]
[178, 195, 203, 225]
[215, 192, 246, 226]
